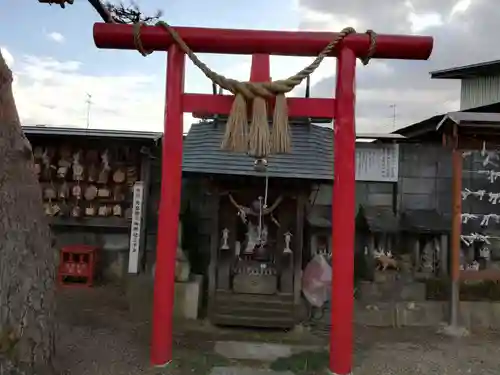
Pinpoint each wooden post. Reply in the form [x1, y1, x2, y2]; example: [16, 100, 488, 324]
[450, 142, 462, 328]
[150, 45, 185, 366]
[330, 47, 357, 375]
[416, 238, 421, 266]
[440, 234, 449, 276]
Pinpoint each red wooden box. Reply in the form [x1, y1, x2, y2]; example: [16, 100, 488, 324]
[58, 245, 98, 287]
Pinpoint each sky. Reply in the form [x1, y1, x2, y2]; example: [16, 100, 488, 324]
[0, 0, 496, 134]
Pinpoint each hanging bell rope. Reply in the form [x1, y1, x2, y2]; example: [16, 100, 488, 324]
[133, 22, 378, 158]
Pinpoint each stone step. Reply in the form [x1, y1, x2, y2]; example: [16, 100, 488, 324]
[210, 367, 294, 375]
[373, 271, 399, 283]
[214, 341, 324, 362]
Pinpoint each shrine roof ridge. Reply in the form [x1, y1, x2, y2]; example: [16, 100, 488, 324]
[182, 120, 333, 180]
[22, 125, 162, 142]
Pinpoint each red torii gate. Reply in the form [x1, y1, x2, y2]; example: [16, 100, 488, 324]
[93, 23, 433, 375]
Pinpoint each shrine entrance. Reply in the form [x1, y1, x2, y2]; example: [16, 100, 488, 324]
[208, 173, 307, 329]
[92, 21, 433, 375]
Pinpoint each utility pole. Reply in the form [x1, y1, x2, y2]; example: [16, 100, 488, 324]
[389, 104, 396, 129]
[86, 93, 92, 129]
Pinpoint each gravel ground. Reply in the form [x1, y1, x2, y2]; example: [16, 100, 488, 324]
[352, 326, 500, 375]
[54, 286, 500, 375]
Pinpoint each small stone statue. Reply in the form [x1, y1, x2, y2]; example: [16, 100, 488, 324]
[421, 241, 434, 274]
[235, 241, 241, 257]
[221, 228, 230, 250]
[467, 260, 480, 271]
[284, 231, 292, 254]
[480, 246, 491, 260]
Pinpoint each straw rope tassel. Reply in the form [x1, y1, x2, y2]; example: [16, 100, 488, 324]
[248, 96, 270, 158]
[271, 93, 291, 154]
[221, 93, 248, 152]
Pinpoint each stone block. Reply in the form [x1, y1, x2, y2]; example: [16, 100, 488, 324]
[490, 303, 500, 330]
[373, 271, 398, 284]
[399, 283, 426, 301]
[101, 249, 128, 281]
[354, 301, 395, 327]
[469, 302, 493, 329]
[395, 301, 445, 327]
[460, 302, 493, 329]
[174, 274, 203, 320]
[126, 274, 203, 321]
[359, 281, 426, 302]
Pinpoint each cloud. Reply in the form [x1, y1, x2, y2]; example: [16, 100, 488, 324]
[8, 48, 336, 134]
[46, 32, 65, 44]
[12, 54, 166, 132]
[7, 52, 248, 133]
[296, 0, 500, 133]
[10, 0, 497, 136]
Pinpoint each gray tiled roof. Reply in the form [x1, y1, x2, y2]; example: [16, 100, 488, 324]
[182, 120, 333, 180]
[400, 210, 451, 233]
[358, 206, 399, 233]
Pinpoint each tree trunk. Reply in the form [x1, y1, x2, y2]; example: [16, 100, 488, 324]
[0, 51, 56, 374]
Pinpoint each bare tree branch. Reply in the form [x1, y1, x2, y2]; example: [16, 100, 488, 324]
[38, 0, 74, 8]
[88, 0, 115, 23]
[104, 1, 162, 25]
[39, 0, 162, 25]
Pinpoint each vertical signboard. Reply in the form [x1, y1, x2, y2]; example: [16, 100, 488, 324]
[355, 144, 399, 182]
[128, 181, 144, 274]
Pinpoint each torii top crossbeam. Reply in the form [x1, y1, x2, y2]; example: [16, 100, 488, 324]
[93, 24, 433, 121]
[94, 23, 433, 59]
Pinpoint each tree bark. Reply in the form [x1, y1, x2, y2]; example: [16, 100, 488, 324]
[0, 51, 56, 374]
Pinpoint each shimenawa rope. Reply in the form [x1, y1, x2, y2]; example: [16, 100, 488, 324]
[133, 22, 378, 158]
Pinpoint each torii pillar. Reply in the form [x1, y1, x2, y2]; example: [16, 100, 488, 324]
[93, 23, 433, 375]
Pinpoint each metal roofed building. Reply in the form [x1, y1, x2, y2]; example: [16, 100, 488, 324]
[431, 60, 500, 111]
[394, 102, 500, 141]
[395, 58, 500, 140]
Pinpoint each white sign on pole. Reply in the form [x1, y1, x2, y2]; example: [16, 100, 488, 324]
[355, 144, 399, 182]
[128, 181, 144, 274]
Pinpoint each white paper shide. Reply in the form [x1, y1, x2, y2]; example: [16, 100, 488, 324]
[128, 181, 144, 273]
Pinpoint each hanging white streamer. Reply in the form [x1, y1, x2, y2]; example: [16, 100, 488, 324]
[460, 145, 500, 257]
[461, 189, 500, 204]
[461, 213, 478, 224]
[460, 233, 492, 246]
[461, 213, 500, 226]
[478, 170, 500, 183]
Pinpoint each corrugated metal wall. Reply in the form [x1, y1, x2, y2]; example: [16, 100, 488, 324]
[308, 144, 452, 214]
[460, 75, 500, 110]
